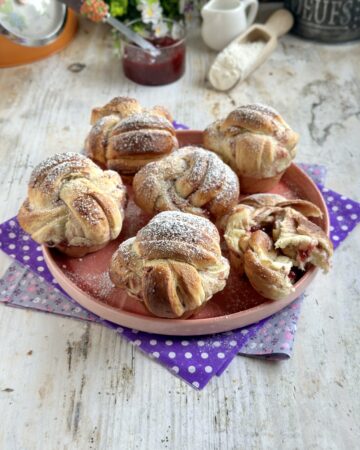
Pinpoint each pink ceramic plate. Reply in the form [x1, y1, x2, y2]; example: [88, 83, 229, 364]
[43, 130, 330, 336]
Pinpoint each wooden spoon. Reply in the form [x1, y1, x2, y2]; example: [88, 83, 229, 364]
[208, 9, 294, 91]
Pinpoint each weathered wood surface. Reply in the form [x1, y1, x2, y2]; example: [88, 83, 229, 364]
[0, 16, 359, 450]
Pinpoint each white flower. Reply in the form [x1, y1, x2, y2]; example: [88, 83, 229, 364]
[154, 20, 168, 38]
[138, 1, 163, 25]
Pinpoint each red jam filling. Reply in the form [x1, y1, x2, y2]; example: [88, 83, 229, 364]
[298, 245, 315, 261]
[289, 270, 297, 282]
[123, 36, 186, 86]
[289, 267, 303, 284]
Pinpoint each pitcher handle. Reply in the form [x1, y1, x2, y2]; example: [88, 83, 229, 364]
[243, 0, 259, 27]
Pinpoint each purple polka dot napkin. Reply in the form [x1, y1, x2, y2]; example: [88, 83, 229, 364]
[1, 168, 359, 389]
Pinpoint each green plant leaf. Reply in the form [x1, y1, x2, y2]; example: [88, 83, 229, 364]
[109, 0, 128, 17]
[160, 0, 182, 19]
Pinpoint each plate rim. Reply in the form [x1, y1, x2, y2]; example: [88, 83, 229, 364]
[43, 131, 330, 335]
[43, 245, 319, 335]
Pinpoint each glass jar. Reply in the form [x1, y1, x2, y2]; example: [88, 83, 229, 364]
[122, 19, 186, 86]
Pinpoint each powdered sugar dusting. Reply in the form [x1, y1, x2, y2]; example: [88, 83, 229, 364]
[66, 270, 115, 300]
[137, 211, 221, 262]
[112, 130, 175, 155]
[72, 195, 104, 225]
[215, 163, 240, 204]
[134, 146, 239, 218]
[190, 148, 223, 193]
[21, 152, 127, 249]
[239, 103, 280, 118]
[144, 210, 218, 238]
[225, 104, 283, 133]
[116, 113, 174, 133]
[30, 152, 89, 189]
[106, 96, 139, 109]
[90, 115, 119, 136]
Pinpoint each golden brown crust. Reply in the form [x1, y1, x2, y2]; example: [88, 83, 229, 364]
[109, 211, 230, 318]
[85, 115, 119, 166]
[85, 113, 178, 177]
[239, 193, 289, 207]
[244, 231, 294, 300]
[142, 261, 204, 318]
[90, 97, 173, 125]
[150, 105, 173, 122]
[240, 193, 323, 217]
[203, 104, 299, 192]
[18, 152, 127, 256]
[221, 193, 333, 300]
[133, 146, 239, 219]
[222, 104, 294, 139]
[90, 97, 143, 125]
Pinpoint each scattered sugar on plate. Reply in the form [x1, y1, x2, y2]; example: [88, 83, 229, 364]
[66, 270, 115, 301]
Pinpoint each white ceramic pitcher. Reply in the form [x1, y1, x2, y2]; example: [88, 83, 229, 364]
[201, 0, 259, 51]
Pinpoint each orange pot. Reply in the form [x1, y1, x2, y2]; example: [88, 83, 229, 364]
[0, 9, 78, 68]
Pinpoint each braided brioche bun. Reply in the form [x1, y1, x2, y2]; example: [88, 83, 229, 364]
[133, 146, 239, 219]
[220, 193, 333, 300]
[90, 96, 173, 125]
[110, 211, 230, 318]
[204, 104, 299, 193]
[18, 152, 127, 257]
[85, 97, 178, 181]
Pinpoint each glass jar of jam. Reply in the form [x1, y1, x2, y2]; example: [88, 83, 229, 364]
[122, 19, 186, 86]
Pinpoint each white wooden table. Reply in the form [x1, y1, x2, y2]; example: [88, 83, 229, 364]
[0, 15, 360, 450]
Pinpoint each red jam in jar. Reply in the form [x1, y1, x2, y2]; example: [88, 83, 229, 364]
[122, 21, 186, 86]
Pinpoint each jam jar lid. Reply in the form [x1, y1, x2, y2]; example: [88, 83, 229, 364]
[0, 0, 67, 47]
